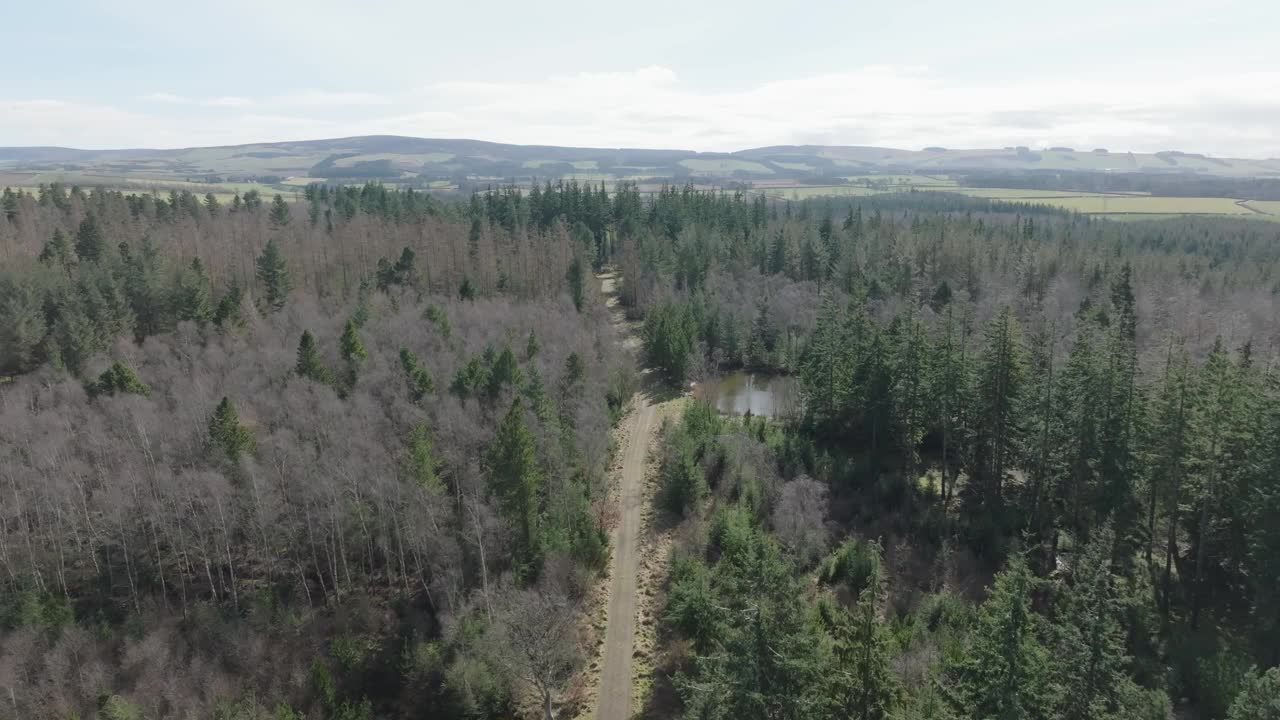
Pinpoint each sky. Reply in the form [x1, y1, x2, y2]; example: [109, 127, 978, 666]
[3, 0, 1279, 157]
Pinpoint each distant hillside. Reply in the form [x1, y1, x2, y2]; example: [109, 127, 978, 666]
[2, 135, 1278, 189]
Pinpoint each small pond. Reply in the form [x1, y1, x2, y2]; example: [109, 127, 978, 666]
[695, 373, 800, 418]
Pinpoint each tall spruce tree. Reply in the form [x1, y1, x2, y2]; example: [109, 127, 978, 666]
[295, 330, 331, 384]
[255, 238, 291, 310]
[74, 214, 105, 263]
[1053, 525, 1137, 720]
[953, 552, 1054, 720]
[972, 306, 1026, 505]
[208, 396, 252, 461]
[487, 397, 542, 572]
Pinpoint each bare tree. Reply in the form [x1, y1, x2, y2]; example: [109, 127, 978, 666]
[484, 586, 583, 720]
[772, 474, 831, 566]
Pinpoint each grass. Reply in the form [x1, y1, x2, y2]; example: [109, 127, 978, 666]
[679, 158, 774, 175]
[1243, 200, 1280, 215]
[1038, 196, 1253, 215]
[332, 152, 454, 167]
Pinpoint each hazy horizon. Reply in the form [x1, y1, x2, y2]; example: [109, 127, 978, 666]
[4, 0, 1279, 157]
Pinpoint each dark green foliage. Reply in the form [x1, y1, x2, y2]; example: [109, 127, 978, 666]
[208, 396, 252, 461]
[295, 330, 332, 384]
[643, 300, 696, 386]
[74, 214, 105, 262]
[399, 347, 435, 400]
[213, 284, 245, 328]
[1052, 526, 1136, 720]
[406, 423, 442, 493]
[487, 397, 543, 572]
[339, 319, 367, 386]
[268, 194, 291, 227]
[255, 238, 291, 310]
[567, 255, 585, 311]
[665, 555, 720, 653]
[819, 538, 882, 597]
[525, 329, 540, 361]
[88, 361, 149, 398]
[39, 229, 74, 271]
[1227, 666, 1280, 720]
[821, 558, 900, 720]
[950, 552, 1054, 720]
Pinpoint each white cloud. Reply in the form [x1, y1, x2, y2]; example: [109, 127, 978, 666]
[14, 66, 1280, 157]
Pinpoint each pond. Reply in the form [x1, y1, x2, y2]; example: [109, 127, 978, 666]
[695, 372, 800, 418]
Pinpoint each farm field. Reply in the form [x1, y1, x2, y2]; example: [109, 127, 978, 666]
[758, 182, 1280, 219]
[679, 158, 774, 175]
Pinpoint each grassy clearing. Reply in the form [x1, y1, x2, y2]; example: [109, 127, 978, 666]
[332, 152, 453, 167]
[1243, 200, 1280, 215]
[772, 161, 816, 171]
[1037, 196, 1253, 215]
[680, 158, 774, 175]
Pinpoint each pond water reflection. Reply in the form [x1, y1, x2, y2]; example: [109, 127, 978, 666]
[695, 373, 800, 417]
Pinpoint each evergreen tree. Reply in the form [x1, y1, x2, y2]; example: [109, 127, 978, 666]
[399, 347, 435, 400]
[269, 194, 291, 227]
[74, 214, 105, 263]
[213, 284, 245, 329]
[256, 238, 291, 310]
[822, 549, 900, 720]
[339, 319, 367, 385]
[172, 258, 212, 323]
[39, 229, 74, 272]
[525, 329, 540, 361]
[1053, 525, 1137, 720]
[295, 330, 331, 384]
[972, 307, 1026, 504]
[208, 396, 252, 461]
[88, 362, 150, 398]
[567, 256, 585, 312]
[952, 552, 1054, 720]
[487, 397, 543, 572]
[406, 423, 442, 493]
[1226, 666, 1280, 720]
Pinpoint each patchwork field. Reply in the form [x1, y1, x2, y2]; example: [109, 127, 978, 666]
[758, 181, 1280, 219]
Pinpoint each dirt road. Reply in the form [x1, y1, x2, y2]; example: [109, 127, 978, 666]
[594, 273, 654, 720]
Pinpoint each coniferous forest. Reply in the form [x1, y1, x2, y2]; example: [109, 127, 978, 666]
[2, 181, 1280, 719]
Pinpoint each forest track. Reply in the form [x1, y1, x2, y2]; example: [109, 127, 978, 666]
[594, 272, 655, 720]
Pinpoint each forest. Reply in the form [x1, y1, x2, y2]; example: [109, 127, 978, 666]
[2, 179, 1280, 719]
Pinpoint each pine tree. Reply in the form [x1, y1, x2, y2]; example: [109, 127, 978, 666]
[406, 423, 442, 493]
[269, 194, 291, 227]
[208, 396, 252, 461]
[972, 307, 1026, 504]
[295, 330, 331, 384]
[173, 258, 212, 323]
[487, 397, 543, 571]
[339, 319, 367, 385]
[823, 549, 900, 720]
[213, 284, 245, 329]
[255, 239, 291, 310]
[567, 256, 585, 312]
[39, 229, 74, 272]
[1053, 525, 1136, 720]
[398, 347, 434, 400]
[891, 309, 928, 480]
[525, 329, 540, 361]
[88, 362, 150, 398]
[953, 552, 1054, 720]
[74, 214, 105, 262]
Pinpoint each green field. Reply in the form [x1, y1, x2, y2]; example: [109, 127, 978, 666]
[759, 181, 1280, 219]
[680, 158, 774, 175]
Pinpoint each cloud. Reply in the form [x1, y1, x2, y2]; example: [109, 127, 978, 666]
[13, 66, 1280, 157]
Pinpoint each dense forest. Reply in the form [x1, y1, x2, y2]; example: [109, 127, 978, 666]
[2, 180, 1280, 719]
